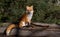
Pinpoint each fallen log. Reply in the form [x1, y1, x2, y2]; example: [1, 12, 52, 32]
[31, 22, 60, 28]
[0, 22, 60, 37]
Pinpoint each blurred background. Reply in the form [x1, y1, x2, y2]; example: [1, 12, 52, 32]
[0, 0, 60, 25]
[0, 0, 60, 37]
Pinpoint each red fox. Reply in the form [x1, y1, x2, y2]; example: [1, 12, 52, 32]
[19, 5, 34, 28]
[4, 5, 34, 36]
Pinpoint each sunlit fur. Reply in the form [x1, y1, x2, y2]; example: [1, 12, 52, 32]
[4, 5, 34, 36]
[4, 24, 16, 36]
[19, 5, 34, 28]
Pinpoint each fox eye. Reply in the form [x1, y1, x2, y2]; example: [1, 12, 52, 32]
[27, 12, 30, 14]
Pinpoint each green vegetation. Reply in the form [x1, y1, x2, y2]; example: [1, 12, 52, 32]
[0, 0, 60, 24]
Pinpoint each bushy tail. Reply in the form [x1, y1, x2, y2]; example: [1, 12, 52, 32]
[3, 24, 16, 36]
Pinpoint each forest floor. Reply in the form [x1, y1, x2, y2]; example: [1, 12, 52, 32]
[0, 22, 60, 37]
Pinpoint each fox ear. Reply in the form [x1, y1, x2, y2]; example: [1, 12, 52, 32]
[26, 5, 33, 9]
[26, 5, 33, 8]
[31, 6, 33, 8]
[26, 6, 30, 10]
[26, 6, 29, 8]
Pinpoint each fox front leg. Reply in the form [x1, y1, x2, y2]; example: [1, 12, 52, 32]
[25, 21, 32, 27]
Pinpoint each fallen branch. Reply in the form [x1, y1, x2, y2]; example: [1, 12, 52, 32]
[31, 22, 60, 28]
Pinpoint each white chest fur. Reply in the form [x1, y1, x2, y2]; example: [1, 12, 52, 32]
[22, 11, 34, 27]
[27, 11, 34, 20]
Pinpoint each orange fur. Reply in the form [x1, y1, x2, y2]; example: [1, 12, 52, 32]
[4, 24, 16, 36]
[19, 5, 34, 28]
[4, 5, 34, 36]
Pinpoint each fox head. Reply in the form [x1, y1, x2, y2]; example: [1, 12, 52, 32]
[26, 5, 34, 13]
